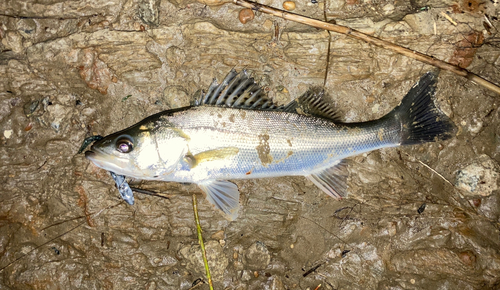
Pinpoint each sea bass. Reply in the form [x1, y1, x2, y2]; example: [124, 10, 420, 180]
[85, 70, 455, 220]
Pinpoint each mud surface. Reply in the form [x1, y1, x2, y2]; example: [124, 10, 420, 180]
[1, 0, 500, 289]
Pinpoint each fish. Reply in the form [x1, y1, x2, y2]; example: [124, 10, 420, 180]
[85, 70, 455, 220]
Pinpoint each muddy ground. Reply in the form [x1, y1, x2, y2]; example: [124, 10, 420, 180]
[1, 0, 500, 289]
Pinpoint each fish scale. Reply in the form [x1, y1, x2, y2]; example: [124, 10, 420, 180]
[167, 106, 399, 181]
[85, 70, 455, 220]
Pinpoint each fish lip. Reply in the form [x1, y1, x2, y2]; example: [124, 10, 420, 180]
[84, 150, 95, 160]
[85, 146, 106, 160]
[84, 148, 108, 166]
[85, 149, 108, 168]
[84, 148, 128, 173]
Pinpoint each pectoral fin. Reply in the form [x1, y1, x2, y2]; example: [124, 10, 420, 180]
[306, 160, 349, 199]
[197, 180, 240, 221]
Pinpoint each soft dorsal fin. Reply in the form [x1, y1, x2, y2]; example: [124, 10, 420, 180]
[193, 69, 284, 111]
[284, 88, 341, 121]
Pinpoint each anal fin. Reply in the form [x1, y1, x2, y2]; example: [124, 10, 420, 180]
[306, 160, 349, 199]
[197, 180, 240, 221]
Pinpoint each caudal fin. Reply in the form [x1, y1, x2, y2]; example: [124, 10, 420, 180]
[387, 72, 456, 145]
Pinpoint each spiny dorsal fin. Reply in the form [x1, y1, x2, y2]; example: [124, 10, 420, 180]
[194, 69, 284, 111]
[284, 88, 341, 121]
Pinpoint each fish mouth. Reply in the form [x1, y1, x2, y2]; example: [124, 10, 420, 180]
[85, 150, 96, 159]
[85, 149, 107, 168]
[85, 150, 104, 164]
[85, 149, 127, 172]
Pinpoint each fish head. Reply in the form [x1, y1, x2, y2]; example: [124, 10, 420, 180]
[85, 118, 189, 179]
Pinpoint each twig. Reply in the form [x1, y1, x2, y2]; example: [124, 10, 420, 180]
[0, 201, 122, 273]
[440, 11, 457, 26]
[231, 0, 500, 95]
[0, 222, 85, 273]
[402, 152, 477, 214]
[188, 278, 206, 290]
[0, 13, 99, 19]
[130, 187, 172, 200]
[299, 216, 348, 244]
[303, 263, 323, 277]
[192, 194, 214, 290]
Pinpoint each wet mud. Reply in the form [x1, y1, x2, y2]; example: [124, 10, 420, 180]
[1, 0, 500, 289]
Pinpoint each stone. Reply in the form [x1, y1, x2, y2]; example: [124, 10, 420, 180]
[269, 276, 285, 290]
[455, 154, 499, 197]
[165, 46, 186, 69]
[179, 240, 228, 281]
[404, 12, 435, 35]
[162, 85, 189, 108]
[46, 104, 73, 132]
[2, 31, 23, 53]
[211, 230, 225, 240]
[245, 241, 271, 270]
[138, 0, 161, 26]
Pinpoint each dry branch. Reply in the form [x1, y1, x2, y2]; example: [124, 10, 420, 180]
[192, 194, 214, 290]
[231, 0, 500, 95]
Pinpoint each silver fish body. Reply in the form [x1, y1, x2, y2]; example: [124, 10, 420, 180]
[150, 106, 398, 182]
[85, 70, 455, 220]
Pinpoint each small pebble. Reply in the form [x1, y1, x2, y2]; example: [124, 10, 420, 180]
[3, 130, 13, 139]
[417, 203, 426, 214]
[262, 19, 273, 30]
[24, 100, 39, 117]
[211, 230, 225, 240]
[283, 1, 296, 11]
[239, 8, 254, 24]
[410, 279, 415, 284]
[253, 271, 259, 278]
[234, 260, 244, 270]
[458, 250, 476, 267]
[365, 96, 375, 103]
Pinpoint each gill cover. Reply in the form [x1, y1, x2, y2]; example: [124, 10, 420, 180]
[151, 119, 191, 175]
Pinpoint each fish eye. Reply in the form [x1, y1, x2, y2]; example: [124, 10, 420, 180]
[116, 137, 133, 153]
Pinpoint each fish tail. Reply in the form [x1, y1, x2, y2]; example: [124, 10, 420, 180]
[387, 72, 456, 145]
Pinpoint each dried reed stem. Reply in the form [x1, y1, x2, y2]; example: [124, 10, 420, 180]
[232, 0, 500, 95]
[192, 194, 214, 290]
